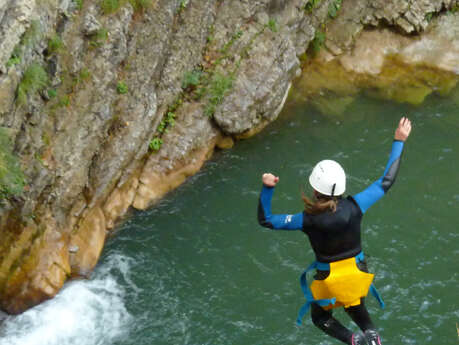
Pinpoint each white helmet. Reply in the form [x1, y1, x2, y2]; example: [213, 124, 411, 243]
[309, 160, 346, 196]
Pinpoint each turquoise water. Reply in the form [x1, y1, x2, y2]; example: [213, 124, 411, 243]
[1, 92, 458, 345]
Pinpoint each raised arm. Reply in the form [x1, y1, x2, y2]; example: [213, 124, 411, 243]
[353, 117, 412, 214]
[258, 173, 303, 230]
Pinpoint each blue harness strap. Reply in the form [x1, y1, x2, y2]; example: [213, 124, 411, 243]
[296, 261, 335, 325]
[296, 252, 384, 326]
[355, 252, 385, 309]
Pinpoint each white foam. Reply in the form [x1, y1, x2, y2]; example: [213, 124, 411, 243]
[0, 253, 134, 345]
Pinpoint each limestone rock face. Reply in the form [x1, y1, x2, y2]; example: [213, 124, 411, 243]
[0, 0, 457, 313]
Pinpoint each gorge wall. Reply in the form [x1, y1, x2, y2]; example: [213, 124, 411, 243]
[0, 0, 457, 314]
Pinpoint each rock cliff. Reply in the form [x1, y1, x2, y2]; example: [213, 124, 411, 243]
[0, 0, 457, 313]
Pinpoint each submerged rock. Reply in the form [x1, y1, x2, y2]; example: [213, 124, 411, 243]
[292, 12, 459, 115]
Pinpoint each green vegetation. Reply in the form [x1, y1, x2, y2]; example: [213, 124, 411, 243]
[74, 0, 84, 10]
[220, 30, 243, 55]
[149, 137, 163, 151]
[47, 35, 64, 54]
[6, 55, 21, 68]
[157, 111, 176, 134]
[89, 28, 108, 47]
[78, 68, 91, 82]
[101, 0, 151, 14]
[116, 81, 129, 94]
[448, 4, 459, 13]
[311, 29, 326, 54]
[182, 69, 202, 89]
[21, 20, 41, 47]
[204, 72, 234, 117]
[16, 63, 49, 105]
[58, 95, 71, 107]
[267, 18, 278, 32]
[0, 128, 26, 199]
[6, 20, 41, 69]
[328, 0, 342, 18]
[47, 89, 57, 99]
[130, 0, 151, 11]
[305, 0, 321, 12]
[101, 0, 121, 14]
[178, 0, 188, 13]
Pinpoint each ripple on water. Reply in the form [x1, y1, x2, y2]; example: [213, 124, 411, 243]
[0, 253, 135, 345]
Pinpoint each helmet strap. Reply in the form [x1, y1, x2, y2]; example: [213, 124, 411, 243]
[331, 183, 336, 197]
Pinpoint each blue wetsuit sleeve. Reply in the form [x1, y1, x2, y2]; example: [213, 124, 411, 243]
[258, 185, 303, 230]
[353, 140, 404, 214]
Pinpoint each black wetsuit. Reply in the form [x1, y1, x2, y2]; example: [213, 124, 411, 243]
[257, 140, 404, 344]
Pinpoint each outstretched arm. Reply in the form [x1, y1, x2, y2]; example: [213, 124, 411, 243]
[258, 173, 303, 230]
[353, 117, 412, 214]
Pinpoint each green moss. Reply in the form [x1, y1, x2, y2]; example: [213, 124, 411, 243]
[0, 128, 26, 199]
[116, 81, 128, 94]
[16, 63, 49, 105]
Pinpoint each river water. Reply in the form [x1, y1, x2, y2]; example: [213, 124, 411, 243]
[0, 91, 458, 345]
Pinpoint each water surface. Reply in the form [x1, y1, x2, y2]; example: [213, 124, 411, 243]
[1, 92, 458, 345]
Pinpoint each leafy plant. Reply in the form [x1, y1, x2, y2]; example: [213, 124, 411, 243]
[47, 89, 57, 99]
[74, 0, 84, 10]
[6, 55, 21, 68]
[101, 0, 121, 14]
[311, 29, 326, 54]
[89, 28, 108, 47]
[204, 72, 233, 117]
[47, 35, 64, 54]
[178, 0, 188, 13]
[8, 20, 41, 68]
[220, 30, 243, 55]
[0, 128, 26, 199]
[21, 20, 41, 47]
[328, 0, 342, 18]
[129, 0, 152, 11]
[425, 12, 434, 22]
[182, 70, 202, 89]
[58, 95, 70, 107]
[16, 64, 49, 105]
[117, 81, 128, 94]
[305, 0, 321, 12]
[149, 137, 163, 151]
[267, 18, 278, 32]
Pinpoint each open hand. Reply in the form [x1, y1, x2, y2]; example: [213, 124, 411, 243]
[262, 173, 279, 187]
[394, 117, 412, 142]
